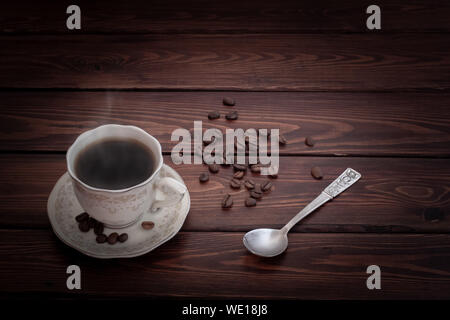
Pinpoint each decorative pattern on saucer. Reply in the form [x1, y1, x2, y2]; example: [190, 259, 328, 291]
[47, 165, 190, 259]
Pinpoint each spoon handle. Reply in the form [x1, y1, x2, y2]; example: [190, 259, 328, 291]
[281, 168, 361, 233]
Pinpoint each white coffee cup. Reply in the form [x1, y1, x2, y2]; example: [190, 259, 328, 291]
[66, 124, 186, 228]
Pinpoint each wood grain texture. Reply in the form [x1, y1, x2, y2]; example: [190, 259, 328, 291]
[1, 92, 449, 156]
[1, 154, 448, 232]
[2, 0, 450, 34]
[1, 34, 449, 90]
[0, 230, 449, 299]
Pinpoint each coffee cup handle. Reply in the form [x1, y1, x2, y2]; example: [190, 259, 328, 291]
[151, 177, 187, 212]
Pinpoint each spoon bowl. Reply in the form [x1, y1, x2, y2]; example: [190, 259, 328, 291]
[243, 168, 361, 257]
[243, 228, 288, 257]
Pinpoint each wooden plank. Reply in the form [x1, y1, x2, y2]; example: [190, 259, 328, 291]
[2, 0, 450, 34]
[1, 154, 448, 232]
[0, 230, 449, 299]
[1, 91, 449, 156]
[1, 34, 449, 90]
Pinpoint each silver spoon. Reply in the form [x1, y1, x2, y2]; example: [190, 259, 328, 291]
[243, 168, 361, 257]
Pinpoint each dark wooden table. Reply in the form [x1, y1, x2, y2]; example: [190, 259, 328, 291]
[0, 0, 449, 300]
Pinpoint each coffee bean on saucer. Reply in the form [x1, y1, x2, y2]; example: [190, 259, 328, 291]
[311, 166, 323, 179]
[244, 179, 255, 190]
[225, 111, 238, 120]
[199, 172, 209, 183]
[222, 194, 233, 208]
[223, 97, 235, 106]
[233, 164, 247, 171]
[305, 136, 315, 147]
[233, 171, 245, 179]
[88, 217, 97, 229]
[208, 163, 220, 173]
[279, 134, 287, 145]
[94, 222, 104, 235]
[208, 111, 220, 120]
[78, 220, 90, 232]
[118, 233, 128, 243]
[142, 221, 155, 230]
[261, 180, 273, 192]
[96, 234, 107, 244]
[107, 233, 119, 245]
[245, 197, 257, 207]
[75, 212, 89, 223]
[230, 178, 241, 189]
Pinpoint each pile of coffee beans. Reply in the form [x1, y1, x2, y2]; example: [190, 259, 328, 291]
[75, 212, 128, 245]
[200, 96, 326, 209]
[200, 96, 287, 209]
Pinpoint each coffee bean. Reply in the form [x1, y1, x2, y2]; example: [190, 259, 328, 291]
[88, 217, 97, 229]
[245, 197, 257, 207]
[199, 172, 209, 183]
[250, 190, 263, 199]
[75, 212, 89, 223]
[225, 111, 238, 120]
[311, 166, 323, 179]
[96, 234, 107, 244]
[107, 233, 119, 245]
[223, 97, 235, 106]
[250, 164, 261, 173]
[423, 208, 444, 222]
[208, 111, 220, 120]
[233, 164, 247, 171]
[222, 194, 233, 208]
[253, 183, 262, 194]
[208, 163, 220, 173]
[233, 171, 245, 179]
[279, 134, 287, 145]
[230, 178, 241, 189]
[118, 233, 128, 243]
[78, 220, 90, 232]
[141, 221, 155, 230]
[244, 179, 255, 190]
[94, 222, 104, 235]
[305, 136, 315, 147]
[261, 180, 273, 192]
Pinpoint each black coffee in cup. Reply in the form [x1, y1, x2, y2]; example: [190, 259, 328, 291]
[75, 138, 155, 189]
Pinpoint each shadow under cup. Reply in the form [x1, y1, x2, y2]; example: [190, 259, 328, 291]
[66, 124, 164, 228]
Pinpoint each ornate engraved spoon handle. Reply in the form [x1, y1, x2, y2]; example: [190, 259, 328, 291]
[323, 168, 362, 198]
[282, 168, 362, 233]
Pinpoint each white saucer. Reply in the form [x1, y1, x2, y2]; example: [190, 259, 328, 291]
[47, 165, 190, 259]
